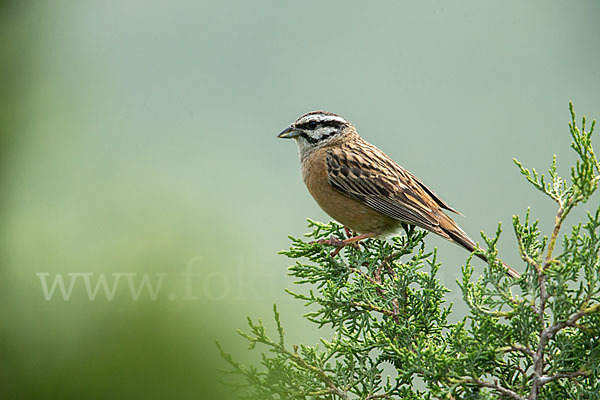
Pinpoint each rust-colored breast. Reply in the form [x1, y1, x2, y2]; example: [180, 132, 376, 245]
[301, 147, 400, 236]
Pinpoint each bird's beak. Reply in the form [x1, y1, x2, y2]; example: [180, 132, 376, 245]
[277, 125, 301, 139]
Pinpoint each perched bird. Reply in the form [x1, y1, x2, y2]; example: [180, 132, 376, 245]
[278, 111, 519, 278]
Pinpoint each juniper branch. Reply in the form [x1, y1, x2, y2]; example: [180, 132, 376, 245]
[539, 370, 590, 385]
[221, 104, 600, 400]
[461, 378, 527, 400]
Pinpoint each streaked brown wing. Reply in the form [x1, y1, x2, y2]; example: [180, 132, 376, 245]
[325, 145, 444, 230]
[402, 169, 461, 215]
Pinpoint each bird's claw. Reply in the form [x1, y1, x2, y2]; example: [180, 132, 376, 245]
[312, 236, 345, 247]
[309, 235, 363, 257]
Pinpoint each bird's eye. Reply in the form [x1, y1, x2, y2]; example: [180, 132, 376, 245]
[308, 121, 318, 129]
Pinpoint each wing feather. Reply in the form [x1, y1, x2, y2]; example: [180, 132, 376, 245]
[325, 143, 455, 230]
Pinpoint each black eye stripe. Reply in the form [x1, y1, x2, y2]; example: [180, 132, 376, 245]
[297, 120, 345, 130]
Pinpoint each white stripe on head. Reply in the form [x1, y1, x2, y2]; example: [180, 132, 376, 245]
[295, 112, 348, 126]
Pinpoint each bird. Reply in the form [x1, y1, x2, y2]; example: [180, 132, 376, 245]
[277, 110, 520, 278]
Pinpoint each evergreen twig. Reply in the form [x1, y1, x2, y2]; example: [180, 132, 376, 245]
[221, 104, 600, 399]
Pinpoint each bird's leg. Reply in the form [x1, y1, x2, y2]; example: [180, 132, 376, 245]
[342, 232, 377, 245]
[318, 232, 377, 257]
[343, 227, 361, 250]
[344, 226, 360, 250]
[344, 227, 353, 239]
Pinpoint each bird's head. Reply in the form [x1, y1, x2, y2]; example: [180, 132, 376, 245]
[277, 111, 354, 154]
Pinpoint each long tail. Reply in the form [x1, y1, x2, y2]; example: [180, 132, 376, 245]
[439, 218, 520, 279]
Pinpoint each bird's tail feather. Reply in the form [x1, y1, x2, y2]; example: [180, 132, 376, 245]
[442, 224, 520, 279]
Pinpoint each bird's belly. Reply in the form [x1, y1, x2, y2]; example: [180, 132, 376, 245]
[302, 155, 400, 236]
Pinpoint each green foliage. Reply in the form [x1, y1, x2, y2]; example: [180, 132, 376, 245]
[219, 104, 600, 399]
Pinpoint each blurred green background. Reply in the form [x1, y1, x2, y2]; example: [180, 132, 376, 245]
[1, 1, 600, 398]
